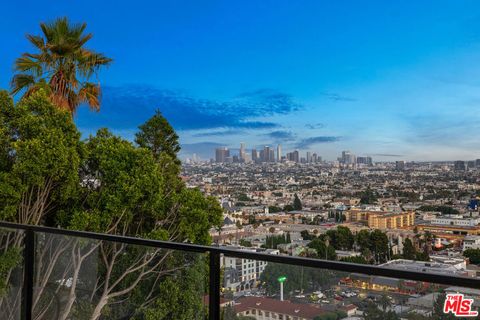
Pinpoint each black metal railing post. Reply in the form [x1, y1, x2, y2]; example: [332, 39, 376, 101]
[23, 228, 34, 320]
[209, 251, 221, 320]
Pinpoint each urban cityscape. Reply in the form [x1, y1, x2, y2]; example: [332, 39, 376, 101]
[181, 144, 480, 319]
[2, 1, 480, 320]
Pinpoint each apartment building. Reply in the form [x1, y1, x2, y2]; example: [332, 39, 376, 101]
[344, 209, 415, 229]
[222, 248, 279, 292]
[368, 211, 415, 229]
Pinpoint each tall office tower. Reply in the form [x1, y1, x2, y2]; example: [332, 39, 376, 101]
[251, 149, 258, 162]
[396, 160, 406, 170]
[293, 150, 299, 163]
[239, 142, 246, 162]
[476, 159, 480, 167]
[341, 150, 355, 164]
[215, 147, 229, 163]
[356, 157, 366, 164]
[263, 146, 271, 162]
[467, 161, 476, 169]
[306, 152, 312, 163]
[454, 160, 466, 171]
[277, 144, 282, 162]
[269, 149, 275, 162]
[312, 153, 318, 163]
[366, 156, 373, 166]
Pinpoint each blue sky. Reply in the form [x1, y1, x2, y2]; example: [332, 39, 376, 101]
[2, 1, 480, 161]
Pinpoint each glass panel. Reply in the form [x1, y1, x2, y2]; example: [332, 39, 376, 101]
[33, 232, 207, 320]
[221, 255, 480, 320]
[0, 228, 24, 320]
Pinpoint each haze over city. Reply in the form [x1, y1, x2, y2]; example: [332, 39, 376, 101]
[2, 1, 480, 161]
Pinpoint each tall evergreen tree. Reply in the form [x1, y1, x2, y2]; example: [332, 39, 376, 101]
[403, 238, 416, 260]
[293, 193, 302, 210]
[135, 110, 181, 163]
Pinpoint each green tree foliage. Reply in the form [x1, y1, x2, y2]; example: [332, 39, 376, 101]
[363, 301, 399, 320]
[360, 188, 378, 204]
[403, 238, 416, 260]
[237, 193, 251, 202]
[140, 256, 207, 320]
[0, 90, 223, 319]
[417, 205, 459, 215]
[239, 239, 252, 247]
[284, 204, 294, 212]
[326, 226, 354, 250]
[355, 229, 389, 264]
[264, 234, 291, 249]
[314, 311, 348, 320]
[464, 248, 480, 265]
[307, 238, 337, 260]
[431, 291, 456, 320]
[0, 90, 81, 225]
[356, 229, 371, 249]
[293, 193, 302, 210]
[11, 17, 112, 113]
[268, 205, 282, 213]
[339, 256, 369, 264]
[135, 110, 181, 164]
[259, 263, 334, 297]
[301, 230, 315, 240]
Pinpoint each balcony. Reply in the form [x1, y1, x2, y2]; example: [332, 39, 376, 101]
[0, 221, 479, 320]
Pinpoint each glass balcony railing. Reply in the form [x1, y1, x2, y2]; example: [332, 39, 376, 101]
[0, 221, 479, 320]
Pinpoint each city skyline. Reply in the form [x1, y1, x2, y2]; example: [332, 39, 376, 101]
[188, 141, 480, 163]
[3, 1, 480, 161]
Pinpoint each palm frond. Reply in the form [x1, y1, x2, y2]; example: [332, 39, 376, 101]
[10, 74, 36, 95]
[26, 34, 46, 50]
[78, 83, 101, 112]
[14, 55, 43, 76]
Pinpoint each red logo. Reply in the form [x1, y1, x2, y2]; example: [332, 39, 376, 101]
[443, 293, 478, 317]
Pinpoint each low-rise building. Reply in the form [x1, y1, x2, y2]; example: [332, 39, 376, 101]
[432, 216, 480, 227]
[463, 235, 480, 251]
[234, 296, 325, 320]
[380, 258, 474, 277]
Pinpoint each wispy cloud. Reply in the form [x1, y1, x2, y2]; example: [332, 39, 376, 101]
[76, 85, 302, 132]
[305, 123, 325, 129]
[371, 153, 403, 157]
[295, 136, 341, 148]
[264, 130, 297, 142]
[193, 129, 244, 137]
[400, 112, 480, 147]
[320, 92, 357, 102]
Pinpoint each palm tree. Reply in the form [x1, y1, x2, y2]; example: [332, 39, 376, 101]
[11, 17, 112, 113]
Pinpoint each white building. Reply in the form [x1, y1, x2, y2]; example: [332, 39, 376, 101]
[463, 235, 480, 251]
[222, 247, 279, 293]
[431, 215, 480, 227]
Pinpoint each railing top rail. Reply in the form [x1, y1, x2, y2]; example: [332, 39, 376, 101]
[1, 221, 479, 289]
